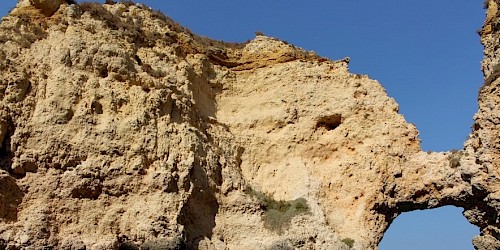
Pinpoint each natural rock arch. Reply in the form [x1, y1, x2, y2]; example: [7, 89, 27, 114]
[0, 1, 497, 249]
[379, 206, 479, 249]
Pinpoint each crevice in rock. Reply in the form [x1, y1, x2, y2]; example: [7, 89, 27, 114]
[315, 114, 342, 131]
[178, 159, 219, 248]
[0, 117, 15, 174]
[0, 173, 24, 222]
[91, 100, 103, 114]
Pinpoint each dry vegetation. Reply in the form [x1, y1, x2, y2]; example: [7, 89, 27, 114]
[245, 187, 310, 234]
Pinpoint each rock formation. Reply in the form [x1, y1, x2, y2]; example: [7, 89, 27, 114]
[464, 1, 500, 248]
[29, 0, 69, 16]
[0, 0, 497, 249]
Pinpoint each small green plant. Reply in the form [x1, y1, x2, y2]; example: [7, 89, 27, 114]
[341, 238, 355, 248]
[255, 31, 265, 36]
[119, 0, 137, 7]
[484, 0, 490, 9]
[448, 149, 463, 168]
[245, 187, 310, 234]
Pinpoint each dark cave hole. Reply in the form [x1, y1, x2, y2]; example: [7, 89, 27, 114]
[316, 114, 342, 131]
[91, 100, 103, 114]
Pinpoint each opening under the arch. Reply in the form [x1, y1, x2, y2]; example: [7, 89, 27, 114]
[379, 206, 479, 250]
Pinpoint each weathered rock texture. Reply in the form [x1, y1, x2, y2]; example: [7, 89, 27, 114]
[0, 0, 497, 249]
[29, 0, 67, 16]
[466, 0, 500, 248]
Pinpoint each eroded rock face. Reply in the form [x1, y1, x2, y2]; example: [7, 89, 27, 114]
[0, 2, 245, 249]
[464, 0, 500, 248]
[29, 0, 66, 16]
[0, 1, 497, 249]
[0, 171, 23, 222]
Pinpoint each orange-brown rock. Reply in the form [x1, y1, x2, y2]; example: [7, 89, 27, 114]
[0, 1, 497, 249]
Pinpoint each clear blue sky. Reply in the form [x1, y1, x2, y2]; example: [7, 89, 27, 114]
[0, 1, 484, 249]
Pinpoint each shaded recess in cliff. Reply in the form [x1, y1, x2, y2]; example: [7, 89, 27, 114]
[0, 172, 23, 221]
[178, 164, 219, 248]
[0, 118, 14, 174]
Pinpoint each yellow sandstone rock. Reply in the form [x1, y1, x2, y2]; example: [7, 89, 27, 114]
[0, 1, 497, 249]
[29, 0, 66, 16]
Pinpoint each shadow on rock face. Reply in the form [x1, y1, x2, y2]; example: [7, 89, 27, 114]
[178, 162, 219, 249]
[0, 118, 14, 175]
[0, 172, 24, 222]
[141, 237, 186, 250]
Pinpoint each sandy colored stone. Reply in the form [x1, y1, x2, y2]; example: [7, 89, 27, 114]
[29, 0, 66, 16]
[0, 1, 497, 249]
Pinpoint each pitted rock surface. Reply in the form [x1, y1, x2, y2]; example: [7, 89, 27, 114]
[0, 1, 498, 249]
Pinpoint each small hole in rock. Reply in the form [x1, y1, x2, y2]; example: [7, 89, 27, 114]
[141, 86, 151, 93]
[91, 101, 103, 114]
[134, 54, 143, 65]
[316, 114, 342, 131]
[99, 68, 108, 78]
[65, 108, 74, 121]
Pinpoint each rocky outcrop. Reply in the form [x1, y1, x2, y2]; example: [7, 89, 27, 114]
[464, 0, 500, 248]
[0, 1, 497, 249]
[29, 0, 67, 16]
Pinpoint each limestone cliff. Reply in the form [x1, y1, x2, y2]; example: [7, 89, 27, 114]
[0, 1, 497, 249]
[464, 0, 500, 248]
